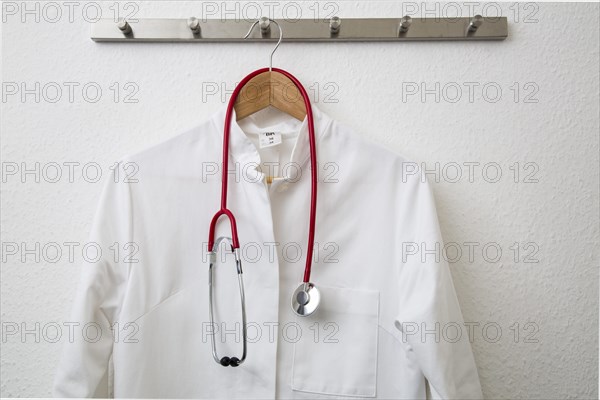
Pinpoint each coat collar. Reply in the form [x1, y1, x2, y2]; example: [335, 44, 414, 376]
[210, 102, 332, 176]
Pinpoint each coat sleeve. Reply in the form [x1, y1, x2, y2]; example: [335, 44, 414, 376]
[53, 166, 133, 397]
[394, 170, 483, 399]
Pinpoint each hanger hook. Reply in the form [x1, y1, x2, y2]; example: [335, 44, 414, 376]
[243, 17, 283, 72]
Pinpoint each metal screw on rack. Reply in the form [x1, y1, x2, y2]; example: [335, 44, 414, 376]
[330, 16, 341, 34]
[259, 17, 270, 35]
[188, 17, 201, 34]
[468, 15, 484, 33]
[117, 19, 132, 35]
[398, 16, 412, 35]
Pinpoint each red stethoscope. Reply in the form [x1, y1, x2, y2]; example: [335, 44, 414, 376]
[206, 64, 320, 367]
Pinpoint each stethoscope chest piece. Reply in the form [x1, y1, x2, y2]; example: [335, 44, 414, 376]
[291, 282, 320, 317]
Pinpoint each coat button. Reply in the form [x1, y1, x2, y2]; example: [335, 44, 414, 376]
[276, 183, 289, 192]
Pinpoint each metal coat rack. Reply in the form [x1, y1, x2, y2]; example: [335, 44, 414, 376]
[91, 16, 508, 42]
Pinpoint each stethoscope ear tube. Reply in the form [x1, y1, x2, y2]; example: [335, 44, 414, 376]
[208, 67, 318, 282]
[208, 237, 247, 367]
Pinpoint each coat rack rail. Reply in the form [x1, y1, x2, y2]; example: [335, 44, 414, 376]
[90, 16, 508, 42]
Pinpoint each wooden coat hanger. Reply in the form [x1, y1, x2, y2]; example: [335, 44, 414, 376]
[234, 18, 308, 184]
[235, 71, 307, 121]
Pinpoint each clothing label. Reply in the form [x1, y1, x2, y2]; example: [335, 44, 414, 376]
[259, 132, 282, 148]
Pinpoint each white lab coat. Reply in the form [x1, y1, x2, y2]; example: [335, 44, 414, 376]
[53, 103, 482, 399]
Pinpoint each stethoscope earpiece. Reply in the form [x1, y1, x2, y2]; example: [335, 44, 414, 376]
[220, 356, 241, 367]
[208, 237, 247, 368]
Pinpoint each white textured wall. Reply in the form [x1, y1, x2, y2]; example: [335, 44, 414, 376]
[1, 1, 598, 398]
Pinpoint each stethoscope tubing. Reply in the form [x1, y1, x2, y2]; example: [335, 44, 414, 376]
[208, 67, 317, 284]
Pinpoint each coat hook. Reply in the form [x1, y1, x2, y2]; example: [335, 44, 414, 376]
[259, 17, 270, 35]
[398, 16, 412, 35]
[188, 17, 201, 34]
[330, 16, 341, 34]
[468, 15, 483, 33]
[117, 19, 132, 35]
[91, 16, 508, 42]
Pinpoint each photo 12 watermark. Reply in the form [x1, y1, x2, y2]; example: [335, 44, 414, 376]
[402, 161, 540, 184]
[1, 161, 139, 184]
[2, 1, 141, 23]
[2, 81, 140, 104]
[402, 241, 540, 264]
[1, 241, 140, 264]
[397, 320, 540, 344]
[401, 81, 540, 104]
[201, 80, 340, 104]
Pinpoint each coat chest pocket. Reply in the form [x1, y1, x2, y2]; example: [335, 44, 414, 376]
[291, 286, 380, 398]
